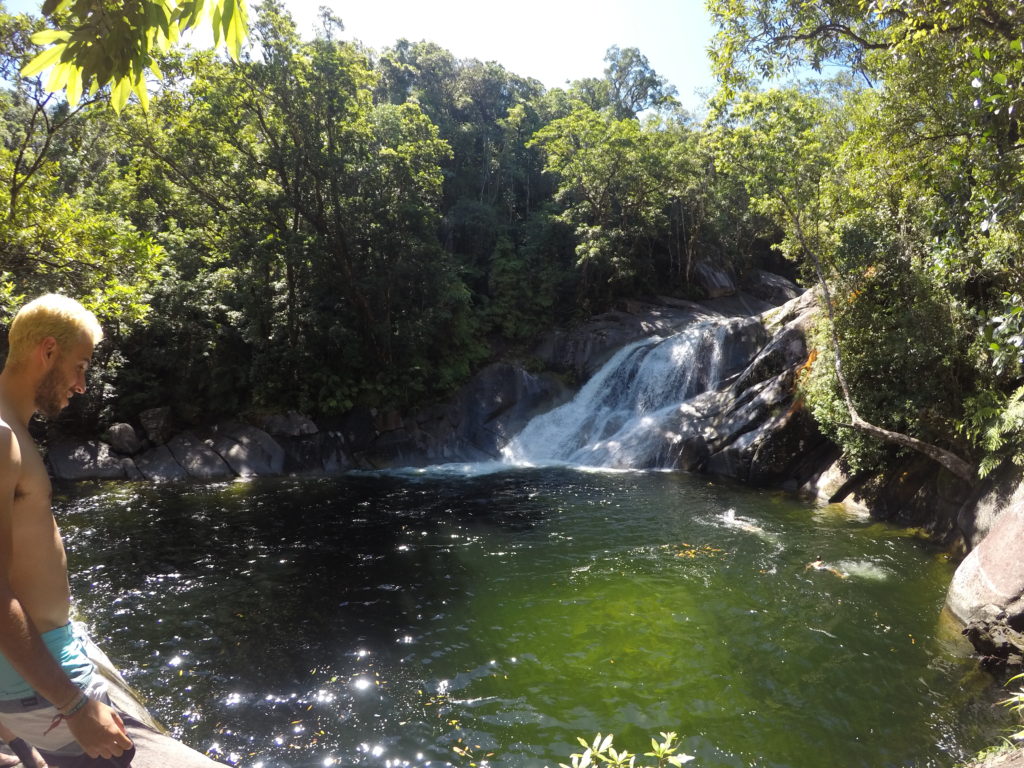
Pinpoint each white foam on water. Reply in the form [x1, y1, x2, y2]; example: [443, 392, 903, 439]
[502, 318, 749, 469]
[835, 559, 891, 581]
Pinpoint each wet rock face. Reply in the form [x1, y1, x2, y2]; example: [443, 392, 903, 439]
[961, 604, 1024, 667]
[947, 497, 1024, 646]
[688, 290, 828, 487]
[408, 363, 571, 465]
[102, 423, 143, 456]
[533, 301, 713, 382]
[693, 259, 737, 299]
[947, 467, 1024, 665]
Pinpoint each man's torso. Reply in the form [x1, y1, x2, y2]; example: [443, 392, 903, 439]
[3, 416, 71, 633]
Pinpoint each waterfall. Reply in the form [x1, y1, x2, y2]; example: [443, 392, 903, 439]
[502, 317, 761, 469]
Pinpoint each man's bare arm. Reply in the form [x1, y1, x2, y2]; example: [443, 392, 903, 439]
[0, 426, 132, 758]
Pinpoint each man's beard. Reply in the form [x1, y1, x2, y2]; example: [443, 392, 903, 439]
[35, 365, 66, 420]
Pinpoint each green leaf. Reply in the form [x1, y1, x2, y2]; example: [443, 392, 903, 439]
[110, 76, 131, 114]
[65, 66, 83, 106]
[30, 29, 71, 45]
[44, 60, 73, 92]
[994, 73, 1008, 86]
[41, 0, 72, 14]
[21, 43, 67, 77]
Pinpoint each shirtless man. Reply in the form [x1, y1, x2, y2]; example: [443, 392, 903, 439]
[805, 555, 849, 579]
[0, 295, 220, 767]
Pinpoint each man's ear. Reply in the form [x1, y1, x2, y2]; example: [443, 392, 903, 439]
[39, 337, 58, 365]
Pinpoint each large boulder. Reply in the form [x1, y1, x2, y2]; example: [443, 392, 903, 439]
[799, 450, 871, 512]
[134, 445, 189, 482]
[699, 292, 775, 317]
[48, 440, 129, 481]
[947, 497, 1024, 628]
[167, 432, 233, 481]
[665, 291, 824, 484]
[102, 423, 143, 456]
[739, 269, 802, 306]
[210, 422, 285, 477]
[731, 319, 808, 393]
[961, 604, 1024, 667]
[702, 390, 827, 485]
[957, 461, 1024, 550]
[138, 407, 175, 445]
[692, 258, 736, 298]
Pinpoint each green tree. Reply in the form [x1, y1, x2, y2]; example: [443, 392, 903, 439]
[0, 9, 162, 332]
[110, 1, 484, 417]
[709, 85, 975, 478]
[603, 45, 677, 120]
[23, 0, 249, 112]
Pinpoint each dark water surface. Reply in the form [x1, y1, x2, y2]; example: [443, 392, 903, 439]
[57, 467, 1010, 768]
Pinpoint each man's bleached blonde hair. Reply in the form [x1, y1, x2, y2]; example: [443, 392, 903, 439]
[6, 294, 103, 367]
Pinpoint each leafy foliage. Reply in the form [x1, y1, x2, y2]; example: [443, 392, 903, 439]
[555, 732, 695, 768]
[709, 0, 1024, 475]
[23, 0, 249, 112]
[1000, 673, 1024, 743]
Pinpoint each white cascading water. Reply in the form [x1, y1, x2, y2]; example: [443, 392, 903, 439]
[502, 318, 744, 469]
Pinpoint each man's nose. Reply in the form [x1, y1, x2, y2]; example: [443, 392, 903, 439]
[74, 372, 86, 394]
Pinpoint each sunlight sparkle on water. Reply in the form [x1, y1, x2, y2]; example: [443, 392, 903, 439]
[353, 677, 372, 691]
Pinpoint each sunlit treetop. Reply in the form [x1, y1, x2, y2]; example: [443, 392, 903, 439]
[708, 0, 1022, 103]
[21, 0, 249, 112]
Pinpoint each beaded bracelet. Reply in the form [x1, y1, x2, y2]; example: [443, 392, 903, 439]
[60, 691, 88, 718]
[55, 690, 81, 712]
[44, 691, 90, 736]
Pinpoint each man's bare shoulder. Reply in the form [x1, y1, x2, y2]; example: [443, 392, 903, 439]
[0, 418, 21, 466]
[0, 419, 22, 500]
